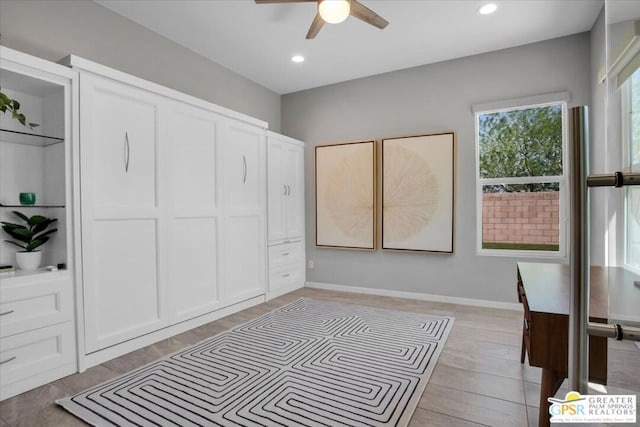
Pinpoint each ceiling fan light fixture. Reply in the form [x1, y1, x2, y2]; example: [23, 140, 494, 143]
[478, 3, 498, 15]
[318, 0, 351, 24]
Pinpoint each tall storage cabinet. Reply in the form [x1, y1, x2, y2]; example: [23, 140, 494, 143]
[166, 102, 223, 323]
[67, 56, 269, 368]
[0, 47, 77, 400]
[266, 131, 305, 299]
[221, 121, 267, 304]
[78, 73, 166, 353]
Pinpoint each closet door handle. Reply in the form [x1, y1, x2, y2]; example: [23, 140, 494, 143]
[0, 356, 16, 365]
[284, 184, 288, 196]
[0, 310, 14, 316]
[242, 155, 247, 184]
[124, 132, 130, 173]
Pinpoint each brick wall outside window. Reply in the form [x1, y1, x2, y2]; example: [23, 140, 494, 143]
[482, 191, 559, 245]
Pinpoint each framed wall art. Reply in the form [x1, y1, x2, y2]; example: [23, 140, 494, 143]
[381, 132, 455, 253]
[315, 140, 376, 250]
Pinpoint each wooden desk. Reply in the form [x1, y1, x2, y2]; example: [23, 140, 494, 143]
[516, 262, 608, 427]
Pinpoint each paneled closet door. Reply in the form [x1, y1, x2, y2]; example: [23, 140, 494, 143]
[285, 144, 305, 239]
[79, 74, 166, 353]
[221, 120, 266, 303]
[267, 139, 287, 242]
[166, 102, 222, 322]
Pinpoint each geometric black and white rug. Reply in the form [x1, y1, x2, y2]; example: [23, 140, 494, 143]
[58, 298, 454, 426]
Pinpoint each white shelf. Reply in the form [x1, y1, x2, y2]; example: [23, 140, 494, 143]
[0, 268, 69, 286]
[0, 128, 64, 147]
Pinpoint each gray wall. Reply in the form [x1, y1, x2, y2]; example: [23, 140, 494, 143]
[282, 33, 592, 303]
[0, 0, 281, 131]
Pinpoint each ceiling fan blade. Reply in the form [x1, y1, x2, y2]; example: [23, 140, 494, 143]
[306, 13, 325, 39]
[254, 0, 315, 3]
[349, 0, 389, 29]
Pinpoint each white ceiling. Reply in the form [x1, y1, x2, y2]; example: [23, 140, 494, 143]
[95, 0, 603, 95]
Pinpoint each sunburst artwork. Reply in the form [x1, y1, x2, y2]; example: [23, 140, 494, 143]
[382, 133, 455, 253]
[315, 141, 376, 250]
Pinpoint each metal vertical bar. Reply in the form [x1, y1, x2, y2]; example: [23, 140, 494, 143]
[568, 106, 590, 393]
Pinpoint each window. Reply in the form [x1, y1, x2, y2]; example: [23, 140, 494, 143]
[475, 102, 568, 257]
[624, 68, 640, 270]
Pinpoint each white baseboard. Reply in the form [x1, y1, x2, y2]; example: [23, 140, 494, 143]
[305, 281, 523, 311]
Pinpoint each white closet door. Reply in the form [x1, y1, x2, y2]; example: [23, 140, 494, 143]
[285, 144, 305, 239]
[221, 120, 266, 303]
[166, 103, 222, 321]
[87, 220, 160, 351]
[80, 74, 165, 353]
[223, 215, 263, 301]
[86, 78, 157, 209]
[267, 139, 287, 242]
[223, 121, 262, 210]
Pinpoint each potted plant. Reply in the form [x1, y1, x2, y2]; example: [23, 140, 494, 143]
[0, 90, 40, 129]
[1, 211, 57, 270]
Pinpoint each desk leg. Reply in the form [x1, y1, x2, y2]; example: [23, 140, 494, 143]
[538, 368, 564, 427]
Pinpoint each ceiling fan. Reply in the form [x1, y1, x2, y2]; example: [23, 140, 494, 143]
[255, 0, 389, 39]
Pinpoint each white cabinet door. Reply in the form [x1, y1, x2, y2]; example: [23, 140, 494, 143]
[82, 75, 158, 209]
[84, 220, 161, 353]
[223, 216, 264, 301]
[267, 139, 287, 242]
[166, 103, 222, 321]
[221, 120, 266, 303]
[79, 74, 165, 353]
[223, 121, 262, 210]
[285, 144, 305, 239]
[267, 133, 305, 242]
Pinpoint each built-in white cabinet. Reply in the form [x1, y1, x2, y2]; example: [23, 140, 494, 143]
[166, 103, 222, 322]
[0, 47, 77, 400]
[66, 55, 268, 367]
[222, 121, 267, 303]
[266, 132, 305, 299]
[78, 74, 165, 353]
[267, 132, 304, 243]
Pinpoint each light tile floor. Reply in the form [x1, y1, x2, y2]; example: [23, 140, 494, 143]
[1, 287, 638, 426]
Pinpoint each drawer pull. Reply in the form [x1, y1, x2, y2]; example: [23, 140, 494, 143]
[281, 273, 290, 278]
[0, 356, 16, 365]
[282, 253, 290, 256]
[0, 310, 14, 316]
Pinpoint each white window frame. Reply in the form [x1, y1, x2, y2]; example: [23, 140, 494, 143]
[474, 100, 569, 259]
[622, 73, 640, 273]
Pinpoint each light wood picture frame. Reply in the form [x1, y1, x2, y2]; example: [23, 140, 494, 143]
[381, 132, 455, 253]
[315, 140, 377, 250]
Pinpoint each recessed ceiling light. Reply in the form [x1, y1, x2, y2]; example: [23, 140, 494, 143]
[291, 55, 305, 63]
[478, 3, 498, 15]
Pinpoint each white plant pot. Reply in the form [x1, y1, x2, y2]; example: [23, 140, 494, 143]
[16, 251, 43, 271]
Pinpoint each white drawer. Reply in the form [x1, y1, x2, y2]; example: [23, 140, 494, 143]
[268, 241, 303, 270]
[0, 321, 76, 394]
[269, 264, 304, 292]
[0, 277, 74, 338]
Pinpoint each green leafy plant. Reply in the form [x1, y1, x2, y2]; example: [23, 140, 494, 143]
[1, 211, 57, 252]
[0, 90, 40, 129]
